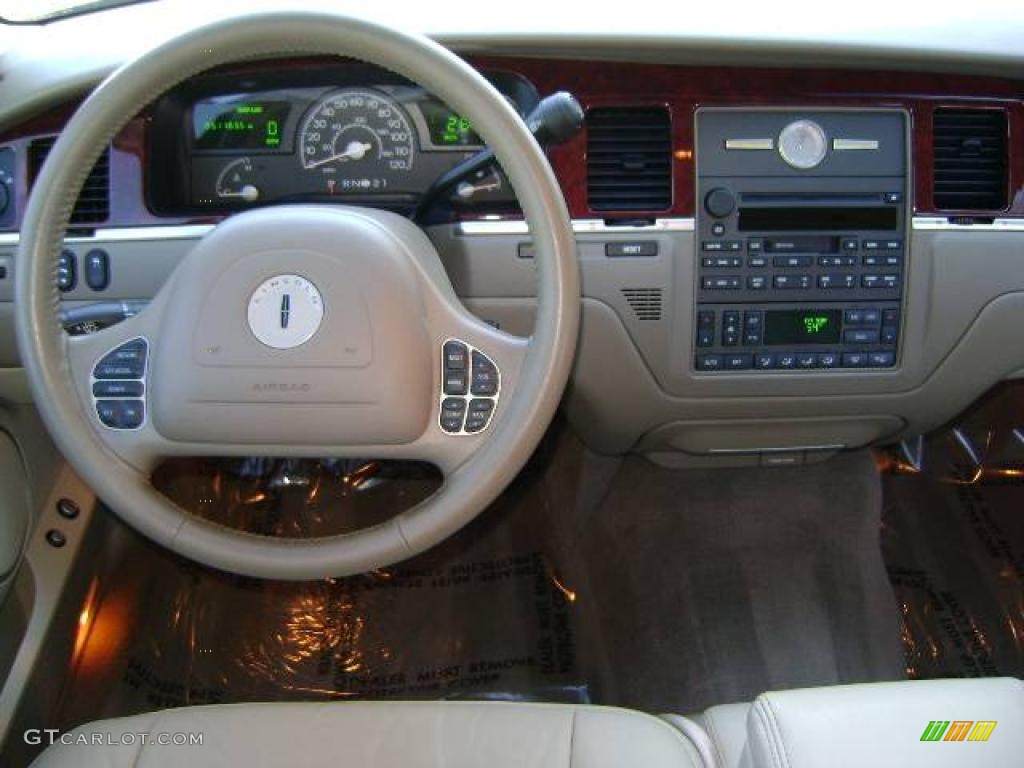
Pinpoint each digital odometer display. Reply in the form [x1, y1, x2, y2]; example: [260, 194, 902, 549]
[193, 100, 290, 151]
[420, 100, 482, 147]
[764, 309, 842, 345]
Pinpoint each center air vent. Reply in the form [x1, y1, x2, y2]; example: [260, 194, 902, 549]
[587, 107, 672, 212]
[28, 136, 110, 225]
[932, 109, 1008, 211]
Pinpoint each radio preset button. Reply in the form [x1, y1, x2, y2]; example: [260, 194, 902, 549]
[773, 275, 812, 290]
[747, 257, 768, 268]
[819, 256, 856, 267]
[773, 255, 813, 268]
[747, 276, 768, 290]
[818, 273, 857, 289]
[703, 276, 741, 290]
[703, 256, 743, 268]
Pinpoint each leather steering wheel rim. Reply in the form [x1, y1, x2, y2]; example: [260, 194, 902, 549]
[14, 11, 579, 580]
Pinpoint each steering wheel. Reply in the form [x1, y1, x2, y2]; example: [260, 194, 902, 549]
[15, 12, 579, 580]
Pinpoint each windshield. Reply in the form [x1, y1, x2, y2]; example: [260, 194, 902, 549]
[0, 0, 153, 23]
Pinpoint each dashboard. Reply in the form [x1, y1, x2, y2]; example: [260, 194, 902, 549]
[0, 22, 1023, 465]
[147, 65, 536, 215]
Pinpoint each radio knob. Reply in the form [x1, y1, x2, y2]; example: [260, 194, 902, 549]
[704, 187, 736, 219]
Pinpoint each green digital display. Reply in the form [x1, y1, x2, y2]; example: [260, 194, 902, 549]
[193, 100, 291, 151]
[421, 100, 482, 147]
[765, 309, 842, 345]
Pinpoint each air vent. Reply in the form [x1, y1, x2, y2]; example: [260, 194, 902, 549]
[933, 109, 1008, 211]
[28, 136, 110, 224]
[621, 288, 663, 321]
[587, 107, 672, 212]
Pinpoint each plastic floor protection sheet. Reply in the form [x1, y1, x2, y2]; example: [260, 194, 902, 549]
[879, 383, 1024, 680]
[54, 458, 587, 730]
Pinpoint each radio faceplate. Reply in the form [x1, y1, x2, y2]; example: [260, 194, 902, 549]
[694, 108, 908, 372]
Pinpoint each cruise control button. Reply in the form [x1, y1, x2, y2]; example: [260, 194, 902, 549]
[96, 399, 144, 429]
[94, 341, 148, 380]
[443, 341, 468, 370]
[92, 380, 144, 398]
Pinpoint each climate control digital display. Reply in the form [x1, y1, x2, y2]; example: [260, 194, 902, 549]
[764, 309, 842, 345]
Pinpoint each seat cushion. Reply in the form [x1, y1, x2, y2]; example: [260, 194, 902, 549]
[702, 677, 1024, 768]
[30, 700, 705, 768]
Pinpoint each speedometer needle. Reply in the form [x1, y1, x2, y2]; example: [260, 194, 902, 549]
[306, 140, 374, 168]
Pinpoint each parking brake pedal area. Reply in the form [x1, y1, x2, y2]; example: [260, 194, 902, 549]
[439, 339, 500, 435]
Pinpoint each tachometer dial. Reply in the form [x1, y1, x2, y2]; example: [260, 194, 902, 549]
[298, 88, 415, 189]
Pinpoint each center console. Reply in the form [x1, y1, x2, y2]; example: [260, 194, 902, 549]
[693, 109, 908, 372]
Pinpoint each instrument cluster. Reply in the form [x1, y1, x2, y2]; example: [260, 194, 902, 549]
[148, 67, 538, 214]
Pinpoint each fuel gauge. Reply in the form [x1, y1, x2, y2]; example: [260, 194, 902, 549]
[215, 157, 261, 202]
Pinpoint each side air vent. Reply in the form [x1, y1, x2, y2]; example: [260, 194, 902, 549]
[932, 109, 1008, 211]
[587, 107, 672, 212]
[621, 288, 663, 321]
[28, 136, 110, 224]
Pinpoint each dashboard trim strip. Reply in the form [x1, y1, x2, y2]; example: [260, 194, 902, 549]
[456, 217, 696, 236]
[4, 216, 1022, 247]
[911, 217, 1024, 231]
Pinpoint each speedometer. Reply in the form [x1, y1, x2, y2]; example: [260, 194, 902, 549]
[298, 88, 415, 191]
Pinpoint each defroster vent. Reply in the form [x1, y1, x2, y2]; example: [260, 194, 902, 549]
[28, 136, 110, 224]
[933, 109, 1008, 211]
[587, 107, 672, 212]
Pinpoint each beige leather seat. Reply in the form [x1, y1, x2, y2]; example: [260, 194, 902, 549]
[30, 701, 705, 768]
[693, 677, 1024, 768]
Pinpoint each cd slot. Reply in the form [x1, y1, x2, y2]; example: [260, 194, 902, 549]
[740, 193, 884, 206]
[738, 206, 899, 232]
